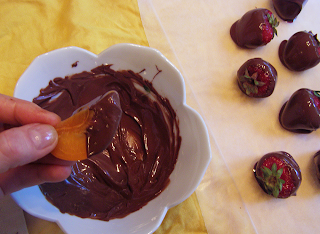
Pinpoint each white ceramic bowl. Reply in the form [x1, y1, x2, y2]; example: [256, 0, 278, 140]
[12, 44, 211, 234]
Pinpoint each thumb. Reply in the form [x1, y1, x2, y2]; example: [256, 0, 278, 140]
[0, 123, 58, 173]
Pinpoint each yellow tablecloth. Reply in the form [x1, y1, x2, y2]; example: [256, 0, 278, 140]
[0, 0, 207, 233]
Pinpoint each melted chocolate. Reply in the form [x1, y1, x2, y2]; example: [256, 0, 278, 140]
[272, 0, 307, 22]
[34, 64, 181, 221]
[72, 61, 79, 67]
[253, 151, 302, 198]
[279, 31, 320, 71]
[230, 8, 271, 49]
[237, 58, 277, 98]
[86, 90, 122, 156]
[279, 88, 320, 133]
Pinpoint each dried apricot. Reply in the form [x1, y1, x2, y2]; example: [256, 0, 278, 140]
[51, 108, 94, 161]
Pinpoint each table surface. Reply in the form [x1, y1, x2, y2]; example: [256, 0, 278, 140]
[2, 0, 320, 233]
[139, 0, 320, 233]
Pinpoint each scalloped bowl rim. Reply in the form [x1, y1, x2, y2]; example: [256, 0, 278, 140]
[12, 44, 211, 234]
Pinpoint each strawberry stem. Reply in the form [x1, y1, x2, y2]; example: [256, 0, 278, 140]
[314, 91, 320, 98]
[313, 33, 320, 46]
[258, 163, 285, 198]
[267, 13, 279, 38]
[240, 69, 265, 95]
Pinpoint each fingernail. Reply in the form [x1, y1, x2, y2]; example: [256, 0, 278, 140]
[28, 124, 57, 150]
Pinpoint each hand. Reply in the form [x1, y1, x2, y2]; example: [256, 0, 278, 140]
[0, 94, 74, 198]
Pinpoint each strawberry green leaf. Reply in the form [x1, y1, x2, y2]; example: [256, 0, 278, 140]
[276, 167, 283, 178]
[314, 91, 320, 98]
[251, 72, 258, 80]
[279, 182, 283, 192]
[243, 83, 258, 95]
[262, 166, 272, 178]
[254, 80, 265, 87]
[273, 188, 280, 198]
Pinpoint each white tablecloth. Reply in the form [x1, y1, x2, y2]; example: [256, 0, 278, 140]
[138, 0, 320, 233]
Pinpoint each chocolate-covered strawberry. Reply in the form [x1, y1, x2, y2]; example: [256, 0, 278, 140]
[279, 88, 320, 133]
[314, 151, 320, 182]
[272, 0, 308, 22]
[253, 151, 302, 198]
[237, 58, 277, 98]
[230, 8, 279, 49]
[279, 31, 320, 71]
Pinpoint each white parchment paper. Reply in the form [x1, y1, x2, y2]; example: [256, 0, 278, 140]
[138, 0, 320, 233]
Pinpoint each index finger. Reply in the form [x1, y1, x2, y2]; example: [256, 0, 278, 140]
[0, 94, 61, 126]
